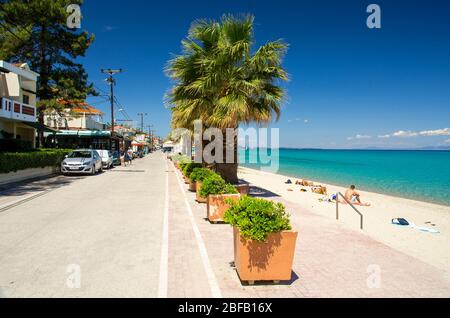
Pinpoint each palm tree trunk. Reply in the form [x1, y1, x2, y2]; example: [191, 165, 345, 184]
[214, 129, 238, 184]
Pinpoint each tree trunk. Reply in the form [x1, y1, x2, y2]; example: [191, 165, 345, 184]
[214, 129, 238, 184]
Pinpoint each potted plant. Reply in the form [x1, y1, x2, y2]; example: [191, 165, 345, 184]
[234, 181, 250, 195]
[172, 154, 190, 171]
[178, 158, 192, 182]
[199, 174, 240, 223]
[223, 196, 298, 284]
[182, 162, 202, 190]
[190, 168, 215, 203]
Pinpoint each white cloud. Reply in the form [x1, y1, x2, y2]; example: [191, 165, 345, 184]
[392, 130, 419, 137]
[290, 118, 309, 124]
[419, 128, 450, 136]
[348, 134, 372, 141]
[378, 128, 450, 139]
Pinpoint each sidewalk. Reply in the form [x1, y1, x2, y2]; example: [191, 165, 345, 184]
[167, 160, 450, 298]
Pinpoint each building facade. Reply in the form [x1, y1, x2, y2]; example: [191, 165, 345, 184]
[0, 61, 39, 150]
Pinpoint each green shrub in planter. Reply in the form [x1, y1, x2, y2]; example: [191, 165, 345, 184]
[171, 154, 191, 164]
[182, 162, 202, 178]
[199, 174, 238, 198]
[223, 196, 292, 242]
[189, 168, 215, 183]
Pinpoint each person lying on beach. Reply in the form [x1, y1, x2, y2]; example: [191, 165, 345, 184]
[296, 179, 314, 186]
[311, 185, 327, 195]
[344, 185, 371, 206]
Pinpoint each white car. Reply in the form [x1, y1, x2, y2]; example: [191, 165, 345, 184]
[95, 150, 114, 169]
[61, 149, 103, 175]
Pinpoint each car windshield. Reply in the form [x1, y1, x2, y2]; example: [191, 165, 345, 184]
[68, 151, 92, 159]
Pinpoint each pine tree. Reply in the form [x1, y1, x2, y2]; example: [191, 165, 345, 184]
[0, 0, 97, 136]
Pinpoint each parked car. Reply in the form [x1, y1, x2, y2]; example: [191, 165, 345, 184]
[95, 150, 114, 169]
[112, 151, 121, 166]
[61, 149, 103, 175]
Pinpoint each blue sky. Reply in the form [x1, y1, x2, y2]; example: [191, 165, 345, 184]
[80, 0, 450, 149]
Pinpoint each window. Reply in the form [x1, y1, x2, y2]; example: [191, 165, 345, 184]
[23, 94, 30, 105]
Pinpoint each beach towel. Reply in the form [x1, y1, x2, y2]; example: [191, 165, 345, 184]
[392, 218, 409, 226]
[409, 222, 440, 234]
[392, 218, 440, 234]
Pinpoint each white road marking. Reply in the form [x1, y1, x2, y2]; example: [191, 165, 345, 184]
[157, 155, 169, 298]
[172, 161, 222, 298]
[0, 191, 51, 214]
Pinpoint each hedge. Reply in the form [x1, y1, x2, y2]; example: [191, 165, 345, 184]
[0, 149, 72, 174]
[0, 138, 33, 152]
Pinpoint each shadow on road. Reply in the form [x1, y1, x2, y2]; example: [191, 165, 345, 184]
[0, 174, 86, 199]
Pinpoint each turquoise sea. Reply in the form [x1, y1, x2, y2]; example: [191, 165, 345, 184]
[239, 149, 450, 206]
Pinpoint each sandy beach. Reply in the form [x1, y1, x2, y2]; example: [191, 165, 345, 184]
[238, 167, 450, 276]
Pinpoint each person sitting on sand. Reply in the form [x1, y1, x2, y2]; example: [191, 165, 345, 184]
[344, 185, 371, 206]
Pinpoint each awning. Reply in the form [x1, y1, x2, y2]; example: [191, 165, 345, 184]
[5, 72, 20, 96]
[55, 130, 111, 137]
[132, 141, 148, 147]
[22, 121, 58, 133]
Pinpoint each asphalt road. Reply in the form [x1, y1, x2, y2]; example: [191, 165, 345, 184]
[0, 152, 166, 297]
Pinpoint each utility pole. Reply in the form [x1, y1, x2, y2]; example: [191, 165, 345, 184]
[137, 113, 147, 133]
[101, 69, 122, 149]
[146, 124, 154, 150]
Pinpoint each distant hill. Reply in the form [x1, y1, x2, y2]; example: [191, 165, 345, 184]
[416, 146, 450, 151]
[240, 146, 450, 151]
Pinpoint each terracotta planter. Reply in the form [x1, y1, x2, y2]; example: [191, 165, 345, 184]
[188, 179, 196, 192]
[235, 183, 250, 195]
[183, 175, 189, 184]
[233, 227, 298, 283]
[196, 181, 207, 203]
[207, 194, 240, 223]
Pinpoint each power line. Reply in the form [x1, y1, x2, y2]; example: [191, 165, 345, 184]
[0, 7, 33, 38]
[0, 20, 27, 43]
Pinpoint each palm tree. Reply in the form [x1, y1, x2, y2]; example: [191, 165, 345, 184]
[166, 15, 288, 183]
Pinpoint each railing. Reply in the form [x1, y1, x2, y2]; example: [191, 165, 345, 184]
[0, 97, 36, 122]
[335, 192, 364, 230]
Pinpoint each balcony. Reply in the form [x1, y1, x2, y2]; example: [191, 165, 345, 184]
[0, 97, 37, 123]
